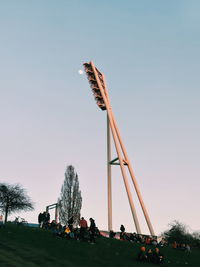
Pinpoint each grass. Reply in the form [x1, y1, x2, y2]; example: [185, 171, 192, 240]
[0, 224, 199, 267]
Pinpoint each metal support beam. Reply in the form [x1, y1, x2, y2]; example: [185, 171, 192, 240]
[55, 204, 58, 223]
[109, 157, 119, 165]
[107, 114, 112, 231]
[46, 203, 59, 223]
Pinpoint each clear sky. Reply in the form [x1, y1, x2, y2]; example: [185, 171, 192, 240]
[0, 0, 199, 235]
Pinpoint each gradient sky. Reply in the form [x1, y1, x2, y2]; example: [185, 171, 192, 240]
[0, 0, 199, 235]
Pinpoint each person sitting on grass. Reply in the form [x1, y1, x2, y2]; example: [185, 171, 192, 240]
[151, 238, 158, 246]
[152, 247, 164, 264]
[172, 241, 177, 249]
[73, 227, 80, 240]
[50, 220, 56, 229]
[0, 215, 3, 227]
[137, 246, 147, 262]
[109, 230, 116, 238]
[54, 223, 63, 237]
[185, 244, 191, 253]
[145, 236, 152, 245]
[69, 230, 75, 239]
[64, 226, 71, 239]
[146, 248, 153, 263]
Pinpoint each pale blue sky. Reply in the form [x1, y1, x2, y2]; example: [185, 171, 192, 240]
[0, 0, 199, 234]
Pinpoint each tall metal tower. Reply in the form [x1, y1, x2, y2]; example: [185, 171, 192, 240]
[83, 61, 155, 235]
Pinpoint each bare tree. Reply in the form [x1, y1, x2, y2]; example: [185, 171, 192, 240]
[0, 183, 34, 223]
[58, 165, 82, 226]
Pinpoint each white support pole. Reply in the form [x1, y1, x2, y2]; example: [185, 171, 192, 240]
[91, 62, 141, 234]
[107, 114, 112, 232]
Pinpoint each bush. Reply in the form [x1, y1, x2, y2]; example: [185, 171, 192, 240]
[163, 220, 200, 247]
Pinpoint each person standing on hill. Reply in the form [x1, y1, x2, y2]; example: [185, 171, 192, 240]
[68, 217, 74, 232]
[120, 224, 125, 232]
[41, 211, 50, 228]
[46, 211, 50, 223]
[38, 212, 43, 228]
[89, 218, 96, 244]
[79, 217, 88, 240]
[120, 224, 125, 239]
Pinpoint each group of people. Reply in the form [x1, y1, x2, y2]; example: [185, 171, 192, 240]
[116, 225, 165, 264]
[118, 226, 192, 255]
[172, 241, 191, 252]
[79, 217, 97, 243]
[137, 246, 164, 264]
[37, 215, 192, 264]
[38, 213, 100, 244]
[110, 224, 164, 248]
[38, 211, 50, 228]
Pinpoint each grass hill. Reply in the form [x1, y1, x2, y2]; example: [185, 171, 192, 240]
[0, 224, 199, 267]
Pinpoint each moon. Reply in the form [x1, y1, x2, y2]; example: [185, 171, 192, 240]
[78, 70, 83, 75]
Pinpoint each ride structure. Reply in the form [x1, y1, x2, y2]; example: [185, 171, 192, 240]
[46, 203, 59, 223]
[83, 61, 155, 235]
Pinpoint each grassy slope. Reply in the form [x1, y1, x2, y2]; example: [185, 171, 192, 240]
[0, 225, 199, 267]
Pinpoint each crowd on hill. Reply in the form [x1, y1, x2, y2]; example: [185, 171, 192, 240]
[110, 224, 164, 246]
[110, 224, 191, 250]
[110, 224, 191, 265]
[137, 246, 164, 264]
[38, 212, 100, 244]
[171, 241, 191, 252]
[37, 213, 193, 265]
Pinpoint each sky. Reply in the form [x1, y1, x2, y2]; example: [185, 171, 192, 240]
[0, 0, 199, 235]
